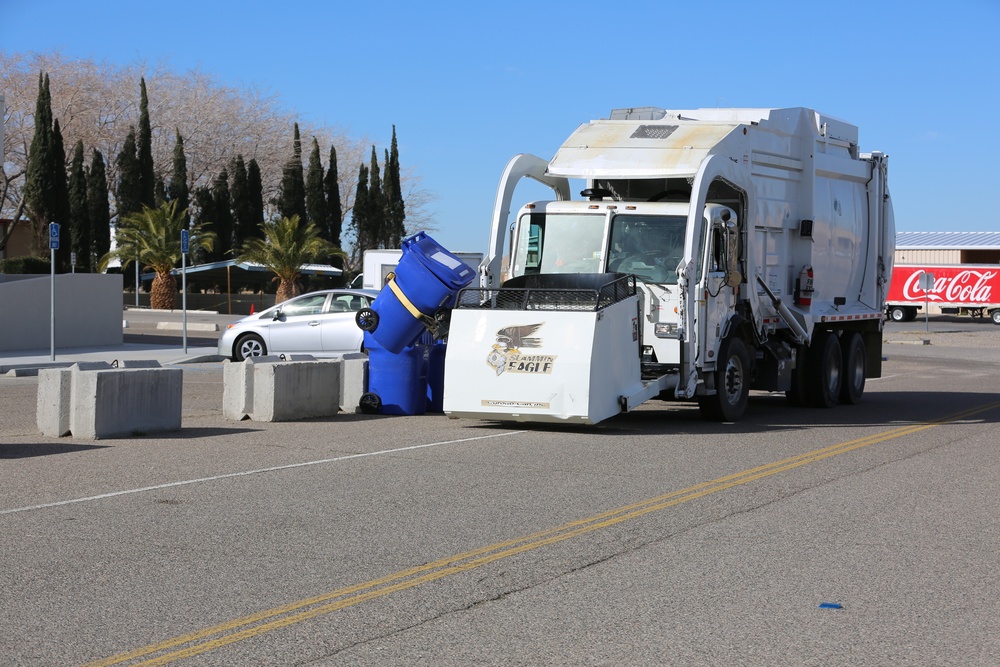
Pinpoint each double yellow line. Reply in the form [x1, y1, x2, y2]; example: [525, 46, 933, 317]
[86, 401, 1000, 666]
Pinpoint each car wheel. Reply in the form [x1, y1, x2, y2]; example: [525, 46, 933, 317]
[234, 333, 266, 361]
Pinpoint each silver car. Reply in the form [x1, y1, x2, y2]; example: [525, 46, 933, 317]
[218, 288, 379, 361]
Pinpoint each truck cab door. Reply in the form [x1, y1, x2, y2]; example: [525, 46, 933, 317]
[700, 209, 741, 364]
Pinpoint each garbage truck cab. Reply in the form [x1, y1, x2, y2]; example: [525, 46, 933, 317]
[443, 107, 895, 424]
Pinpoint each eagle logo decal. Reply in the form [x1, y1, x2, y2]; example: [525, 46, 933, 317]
[486, 323, 556, 376]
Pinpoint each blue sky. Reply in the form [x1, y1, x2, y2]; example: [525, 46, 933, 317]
[4, 0, 999, 253]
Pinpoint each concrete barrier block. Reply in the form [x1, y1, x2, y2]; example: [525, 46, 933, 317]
[222, 356, 283, 421]
[251, 361, 341, 422]
[70, 368, 183, 439]
[340, 353, 369, 414]
[36, 368, 74, 437]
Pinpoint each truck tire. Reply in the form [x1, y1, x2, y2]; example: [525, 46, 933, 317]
[806, 331, 842, 408]
[698, 336, 750, 422]
[839, 332, 866, 405]
[889, 306, 908, 322]
[992, 310, 1000, 326]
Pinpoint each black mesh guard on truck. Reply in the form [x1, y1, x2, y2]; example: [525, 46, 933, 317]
[455, 273, 636, 312]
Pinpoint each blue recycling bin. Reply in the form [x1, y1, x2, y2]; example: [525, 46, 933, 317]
[368, 232, 476, 353]
[426, 340, 448, 413]
[361, 332, 428, 416]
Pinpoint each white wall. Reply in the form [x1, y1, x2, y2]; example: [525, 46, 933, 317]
[0, 274, 123, 351]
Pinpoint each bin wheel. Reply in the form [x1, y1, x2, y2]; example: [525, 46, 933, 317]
[359, 392, 382, 414]
[356, 307, 379, 332]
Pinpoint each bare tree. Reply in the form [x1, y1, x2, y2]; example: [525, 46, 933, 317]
[1, 52, 398, 253]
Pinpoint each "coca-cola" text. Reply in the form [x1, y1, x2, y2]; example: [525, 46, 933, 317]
[901, 269, 997, 303]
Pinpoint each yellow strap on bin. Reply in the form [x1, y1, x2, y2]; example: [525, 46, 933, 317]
[386, 272, 430, 320]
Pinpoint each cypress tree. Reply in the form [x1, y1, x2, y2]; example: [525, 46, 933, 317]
[87, 149, 111, 267]
[230, 155, 252, 251]
[23, 72, 57, 256]
[277, 122, 306, 222]
[366, 146, 386, 248]
[211, 168, 233, 260]
[350, 163, 370, 265]
[192, 185, 214, 265]
[69, 140, 91, 272]
[305, 137, 328, 241]
[246, 158, 265, 241]
[385, 126, 406, 248]
[167, 130, 190, 226]
[51, 119, 72, 272]
[137, 77, 156, 208]
[324, 146, 342, 248]
[115, 127, 142, 220]
[154, 175, 167, 207]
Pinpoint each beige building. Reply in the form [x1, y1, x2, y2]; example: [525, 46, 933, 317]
[895, 232, 1000, 266]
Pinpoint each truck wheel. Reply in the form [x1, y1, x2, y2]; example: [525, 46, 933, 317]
[698, 337, 750, 422]
[905, 307, 919, 322]
[839, 332, 866, 405]
[991, 310, 1000, 326]
[889, 306, 907, 322]
[806, 331, 842, 408]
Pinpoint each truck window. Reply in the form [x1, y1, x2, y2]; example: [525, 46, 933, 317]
[608, 215, 686, 283]
[512, 213, 605, 276]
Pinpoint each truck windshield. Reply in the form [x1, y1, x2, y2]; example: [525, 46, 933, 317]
[512, 212, 606, 276]
[608, 214, 687, 283]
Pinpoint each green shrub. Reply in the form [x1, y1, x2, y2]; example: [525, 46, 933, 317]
[0, 256, 51, 274]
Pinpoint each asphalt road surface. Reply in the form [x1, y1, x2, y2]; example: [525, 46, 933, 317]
[1, 328, 999, 666]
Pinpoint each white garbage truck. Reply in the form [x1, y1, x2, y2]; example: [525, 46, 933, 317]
[442, 107, 895, 424]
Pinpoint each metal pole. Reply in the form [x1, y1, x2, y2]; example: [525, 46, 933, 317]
[50, 247, 56, 361]
[182, 251, 188, 354]
[135, 256, 140, 307]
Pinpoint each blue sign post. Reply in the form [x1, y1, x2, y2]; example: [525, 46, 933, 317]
[181, 230, 189, 352]
[49, 223, 60, 360]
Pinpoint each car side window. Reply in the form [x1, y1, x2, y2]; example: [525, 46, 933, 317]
[332, 295, 366, 312]
[281, 294, 328, 317]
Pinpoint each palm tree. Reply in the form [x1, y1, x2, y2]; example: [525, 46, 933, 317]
[237, 215, 342, 303]
[100, 200, 216, 310]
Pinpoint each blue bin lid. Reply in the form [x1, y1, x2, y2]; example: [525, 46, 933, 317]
[402, 232, 476, 289]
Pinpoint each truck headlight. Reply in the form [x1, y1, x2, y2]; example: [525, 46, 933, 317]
[654, 323, 679, 338]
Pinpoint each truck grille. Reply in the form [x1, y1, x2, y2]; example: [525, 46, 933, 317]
[455, 273, 636, 312]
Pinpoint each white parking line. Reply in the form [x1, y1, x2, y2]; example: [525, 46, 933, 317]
[0, 431, 524, 516]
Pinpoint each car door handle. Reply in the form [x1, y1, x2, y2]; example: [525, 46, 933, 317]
[308, 321, 320, 326]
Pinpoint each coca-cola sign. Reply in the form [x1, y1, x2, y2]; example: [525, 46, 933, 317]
[892, 267, 998, 303]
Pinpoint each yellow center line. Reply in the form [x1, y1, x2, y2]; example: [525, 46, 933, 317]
[85, 400, 1000, 667]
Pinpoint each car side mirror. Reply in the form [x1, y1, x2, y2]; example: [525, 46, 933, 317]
[272, 309, 282, 321]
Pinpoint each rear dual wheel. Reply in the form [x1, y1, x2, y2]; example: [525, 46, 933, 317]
[799, 330, 866, 408]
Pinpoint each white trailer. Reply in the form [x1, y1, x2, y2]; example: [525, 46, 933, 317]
[443, 107, 895, 424]
[357, 248, 483, 290]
